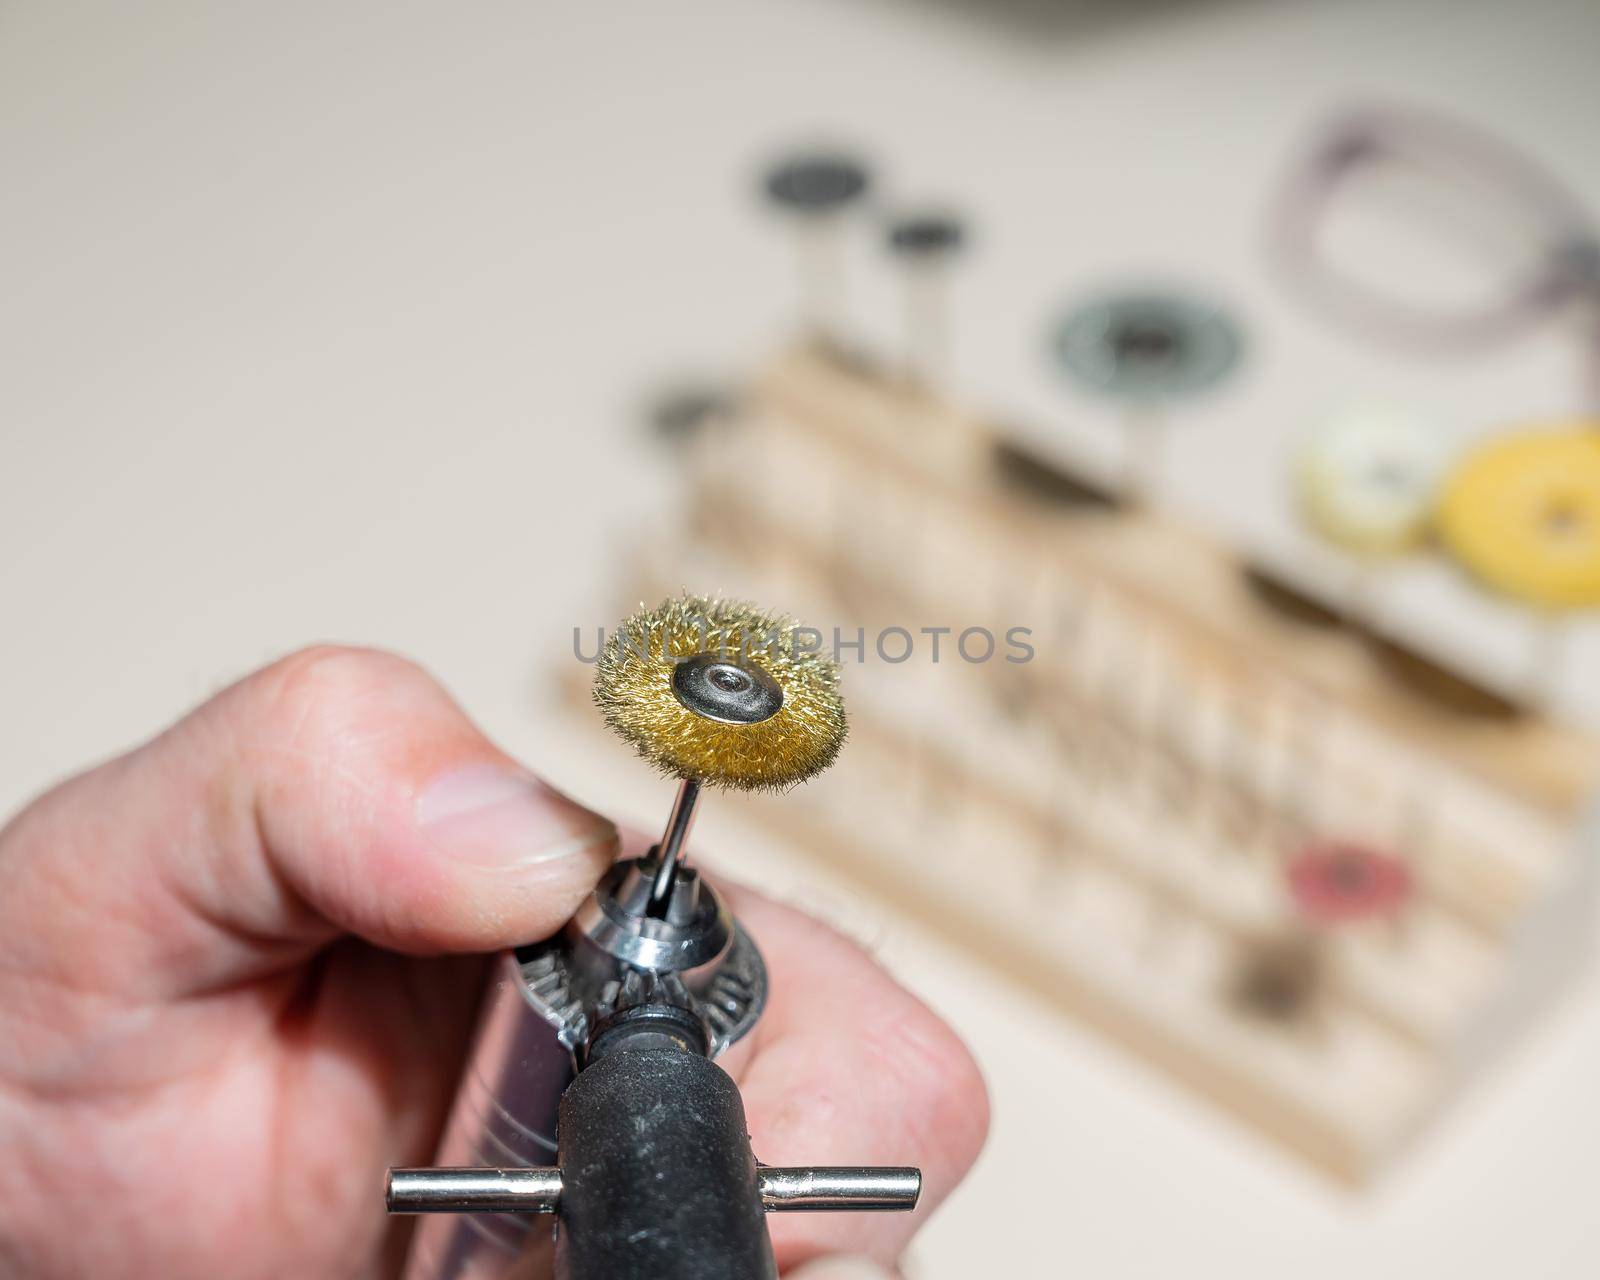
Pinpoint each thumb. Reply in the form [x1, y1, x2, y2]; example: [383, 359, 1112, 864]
[0, 645, 618, 1002]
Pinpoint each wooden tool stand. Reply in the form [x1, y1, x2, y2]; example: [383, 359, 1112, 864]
[611, 342, 1600, 1184]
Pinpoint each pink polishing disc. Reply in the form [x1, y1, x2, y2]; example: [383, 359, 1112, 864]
[1288, 841, 1413, 925]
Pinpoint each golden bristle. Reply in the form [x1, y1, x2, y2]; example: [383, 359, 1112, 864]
[592, 594, 846, 791]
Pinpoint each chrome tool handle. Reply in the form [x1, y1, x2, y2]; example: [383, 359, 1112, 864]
[388, 1166, 922, 1215]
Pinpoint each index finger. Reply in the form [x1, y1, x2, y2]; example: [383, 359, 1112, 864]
[721, 884, 990, 1274]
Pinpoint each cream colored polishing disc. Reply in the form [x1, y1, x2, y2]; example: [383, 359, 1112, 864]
[1297, 408, 1451, 557]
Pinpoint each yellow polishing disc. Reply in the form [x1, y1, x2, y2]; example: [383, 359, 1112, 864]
[1438, 425, 1600, 609]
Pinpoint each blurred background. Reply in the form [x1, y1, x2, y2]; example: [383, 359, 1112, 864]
[4, 1, 1600, 1275]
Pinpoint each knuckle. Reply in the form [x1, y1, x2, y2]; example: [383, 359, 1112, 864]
[807, 914, 887, 968]
[229, 644, 438, 762]
[266, 643, 417, 699]
[257, 644, 421, 724]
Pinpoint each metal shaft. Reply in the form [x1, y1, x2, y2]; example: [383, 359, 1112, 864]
[902, 261, 949, 388]
[646, 777, 701, 916]
[389, 1168, 563, 1214]
[758, 1166, 922, 1212]
[387, 1166, 920, 1215]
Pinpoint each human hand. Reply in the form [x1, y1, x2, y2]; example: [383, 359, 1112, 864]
[0, 646, 987, 1278]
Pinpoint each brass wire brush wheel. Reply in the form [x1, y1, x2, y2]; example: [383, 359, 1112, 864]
[592, 595, 847, 791]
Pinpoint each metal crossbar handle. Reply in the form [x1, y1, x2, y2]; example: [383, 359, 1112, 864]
[387, 1165, 921, 1215]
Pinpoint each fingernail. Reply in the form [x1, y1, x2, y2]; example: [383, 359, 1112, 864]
[417, 764, 617, 870]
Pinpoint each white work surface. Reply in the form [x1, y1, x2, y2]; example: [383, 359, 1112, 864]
[4, 2, 1600, 1275]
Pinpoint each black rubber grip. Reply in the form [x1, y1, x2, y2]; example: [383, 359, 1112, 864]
[554, 1046, 777, 1280]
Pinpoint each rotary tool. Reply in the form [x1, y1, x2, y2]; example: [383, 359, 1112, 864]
[387, 595, 917, 1280]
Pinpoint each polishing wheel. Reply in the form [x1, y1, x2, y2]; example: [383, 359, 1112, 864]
[1297, 408, 1450, 557]
[592, 594, 847, 791]
[1438, 425, 1600, 609]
